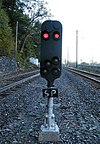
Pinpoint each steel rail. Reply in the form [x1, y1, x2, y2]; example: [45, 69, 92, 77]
[66, 67, 100, 84]
[0, 73, 40, 94]
[69, 67, 100, 77]
[0, 70, 39, 81]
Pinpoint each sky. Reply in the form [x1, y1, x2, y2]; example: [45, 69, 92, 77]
[44, 0, 100, 64]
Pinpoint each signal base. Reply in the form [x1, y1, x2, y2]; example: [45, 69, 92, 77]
[38, 124, 60, 142]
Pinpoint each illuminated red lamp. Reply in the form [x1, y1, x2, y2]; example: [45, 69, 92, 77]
[53, 32, 60, 40]
[42, 32, 49, 39]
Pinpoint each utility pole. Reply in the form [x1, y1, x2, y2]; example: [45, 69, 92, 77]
[76, 30, 78, 68]
[15, 21, 18, 60]
[67, 47, 69, 66]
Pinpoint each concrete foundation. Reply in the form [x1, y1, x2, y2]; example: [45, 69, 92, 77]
[39, 125, 60, 142]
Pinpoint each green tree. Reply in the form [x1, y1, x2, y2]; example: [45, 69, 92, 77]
[0, 9, 14, 56]
[2, 0, 51, 51]
[2, 0, 26, 35]
[19, 0, 51, 51]
[22, 21, 41, 59]
[1, 0, 51, 68]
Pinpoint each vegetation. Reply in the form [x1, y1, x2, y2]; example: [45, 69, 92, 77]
[0, 0, 51, 68]
[0, 8, 14, 56]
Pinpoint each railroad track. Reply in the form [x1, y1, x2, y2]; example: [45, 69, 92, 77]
[65, 67, 100, 85]
[0, 70, 40, 96]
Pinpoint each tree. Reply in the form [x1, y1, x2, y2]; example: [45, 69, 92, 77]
[20, 0, 52, 51]
[0, 9, 14, 56]
[2, 0, 51, 51]
[2, 0, 26, 35]
[22, 21, 41, 59]
[1, 0, 51, 67]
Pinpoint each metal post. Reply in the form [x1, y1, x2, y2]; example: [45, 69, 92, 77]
[67, 47, 69, 66]
[48, 97, 54, 128]
[15, 21, 18, 60]
[76, 30, 78, 68]
[39, 86, 60, 142]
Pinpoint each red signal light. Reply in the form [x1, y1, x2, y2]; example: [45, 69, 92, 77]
[53, 32, 60, 40]
[42, 32, 49, 39]
[54, 33, 60, 39]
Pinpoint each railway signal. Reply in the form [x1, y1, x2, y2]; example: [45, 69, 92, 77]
[40, 20, 62, 86]
[39, 20, 62, 142]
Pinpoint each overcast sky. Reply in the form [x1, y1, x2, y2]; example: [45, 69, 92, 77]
[45, 0, 100, 63]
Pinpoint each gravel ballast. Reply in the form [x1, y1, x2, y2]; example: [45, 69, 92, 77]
[0, 70, 100, 144]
